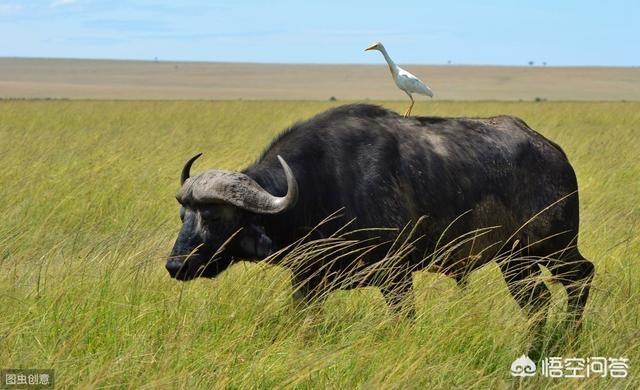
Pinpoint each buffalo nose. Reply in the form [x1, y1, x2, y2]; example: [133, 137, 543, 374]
[165, 259, 184, 277]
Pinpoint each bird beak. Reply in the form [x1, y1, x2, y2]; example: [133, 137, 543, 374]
[364, 44, 377, 51]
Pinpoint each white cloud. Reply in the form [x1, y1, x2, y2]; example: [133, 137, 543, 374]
[51, 0, 78, 7]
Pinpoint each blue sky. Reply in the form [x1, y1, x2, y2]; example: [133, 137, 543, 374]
[1, 0, 638, 66]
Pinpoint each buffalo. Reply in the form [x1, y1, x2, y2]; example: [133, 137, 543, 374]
[166, 104, 594, 355]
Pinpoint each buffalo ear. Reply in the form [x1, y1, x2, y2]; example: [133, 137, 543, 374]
[237, 224, 273, 259]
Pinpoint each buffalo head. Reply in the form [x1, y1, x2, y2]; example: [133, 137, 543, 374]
[166, 153, 298, 281]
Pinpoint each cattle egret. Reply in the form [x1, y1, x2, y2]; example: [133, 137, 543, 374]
[365, 42, 434, 117]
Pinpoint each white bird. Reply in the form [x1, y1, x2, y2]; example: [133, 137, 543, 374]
[365, 42, 434, 117]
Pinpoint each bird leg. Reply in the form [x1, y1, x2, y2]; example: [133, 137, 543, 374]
[403, 94, 415, 117]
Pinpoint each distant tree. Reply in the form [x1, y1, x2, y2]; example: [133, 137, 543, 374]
[528, 61, 534, 66]
[329, 96, 337, 101]
[447, 60, 452, 65]
[543, 62, 547, 67]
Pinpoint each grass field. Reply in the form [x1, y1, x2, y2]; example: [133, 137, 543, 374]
[0, 100, 638, 388]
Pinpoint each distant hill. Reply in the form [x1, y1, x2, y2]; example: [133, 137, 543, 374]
[1, 57, 638, 101]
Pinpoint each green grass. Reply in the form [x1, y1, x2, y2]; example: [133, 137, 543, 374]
[1, 100, 638, 388]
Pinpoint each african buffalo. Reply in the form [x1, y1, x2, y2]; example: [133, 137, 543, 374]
[166, 104, 594, 355]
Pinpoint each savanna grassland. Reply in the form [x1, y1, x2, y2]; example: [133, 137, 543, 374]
[0, 100, 638, 388]
[2, 58, 640, 101]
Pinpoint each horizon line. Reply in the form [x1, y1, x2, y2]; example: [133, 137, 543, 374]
[2, 56, 638, 69]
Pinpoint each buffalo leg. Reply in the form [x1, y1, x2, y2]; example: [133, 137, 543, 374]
[291, 274, 326, 313]
[547, 250, 594, 331]
[291, 279, 314, 311]
[499, 259, 551, 361]
[381, 273, 416, 318]
[454, 273, 470, 289]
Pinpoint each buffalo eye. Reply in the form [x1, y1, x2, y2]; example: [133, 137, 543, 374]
[198, 207, 218, 221]
[179, 207, 186, 222]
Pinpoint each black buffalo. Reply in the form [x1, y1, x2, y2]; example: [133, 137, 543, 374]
[166, 104, 594, 353]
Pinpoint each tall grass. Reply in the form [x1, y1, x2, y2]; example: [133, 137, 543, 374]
[0, 100, 638, 387]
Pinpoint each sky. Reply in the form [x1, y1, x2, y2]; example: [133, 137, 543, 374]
[0, 0, 638, 66]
